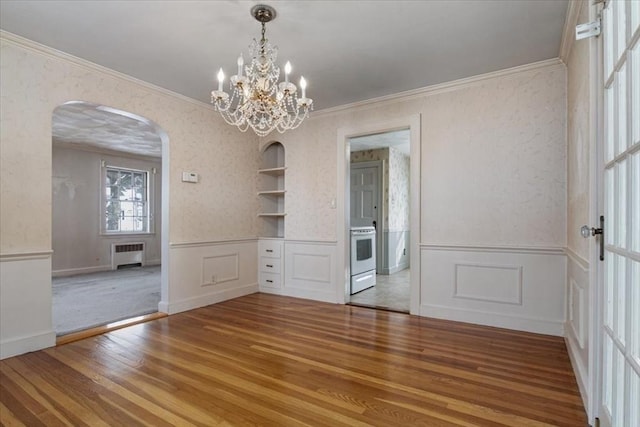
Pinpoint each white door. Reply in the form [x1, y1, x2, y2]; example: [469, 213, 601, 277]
[598, 1, 640, 426]
[350, 164, 379, 229]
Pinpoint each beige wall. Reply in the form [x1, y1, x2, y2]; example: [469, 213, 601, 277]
[279, 61, 567, 248]
[0, 37, 260, 253]
[52, 145, 163, 273]
[0, 35, 260, 356]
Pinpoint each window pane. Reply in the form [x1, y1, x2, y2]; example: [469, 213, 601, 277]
[617, 65, 628, 156]
[120, 172, 132, 188]
[106, 170, 119, 185]
[606, 251, 615, 329]
[606, 168, 616, 245]
[604, 5, 614, 80]
[633, 151, 640, 253]
[105, 200, 120, 231]
[630, 366, 639, 427]
[614, 345, 625, 427]
[604, 333, 614, 417]
[615, 254, 626, 344]
[614, 0, 626, 62]
[606, 87, 615, 162]
[631, 260, 640, 365]
[133, 172, 144, 187]
[618, 160, 627, 248]
[633, 43, 640, 145]
[632, 0, 640, 36]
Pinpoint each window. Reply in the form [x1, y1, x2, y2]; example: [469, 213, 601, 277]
[104, 166, 151, 233]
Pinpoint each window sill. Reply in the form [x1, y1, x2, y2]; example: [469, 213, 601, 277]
[100, 232, 156, 238]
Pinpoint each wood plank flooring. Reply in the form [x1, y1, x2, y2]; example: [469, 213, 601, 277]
[0, 293, 587, 426]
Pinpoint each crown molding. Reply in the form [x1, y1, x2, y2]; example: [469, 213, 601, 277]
[2, 30, 565, 124]
[0, 30, 215, 112]
[559, 1, 584, 63]
[313, 58, 564, 118]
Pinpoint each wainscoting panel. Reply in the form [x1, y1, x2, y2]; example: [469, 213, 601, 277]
[202, 253, 239, 286]
[164, 239, 258, 314]
[420, 245, 566, 336]
[564, 248, 590, 415]
[281, 241, 337, 303]
[0, 252, 56, 359]
[454, 263, 523, 305]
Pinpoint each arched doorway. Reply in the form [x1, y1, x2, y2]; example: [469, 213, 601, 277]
[51, 101, 168, 337]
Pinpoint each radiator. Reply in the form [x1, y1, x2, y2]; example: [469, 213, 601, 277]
[111, 242, 145, 270]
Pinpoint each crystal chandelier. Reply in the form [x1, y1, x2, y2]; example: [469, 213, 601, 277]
[211, 4, 313, 137]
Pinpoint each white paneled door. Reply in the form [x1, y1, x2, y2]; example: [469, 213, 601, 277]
[599, 1, 640, 426]
[350, 164, 380, 229]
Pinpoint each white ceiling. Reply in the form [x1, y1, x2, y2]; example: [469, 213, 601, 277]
[52, 102, 162, 158]
[350, 130, 410, 156]
[2, 1, 568, 156]
[0, 0, 569, 111]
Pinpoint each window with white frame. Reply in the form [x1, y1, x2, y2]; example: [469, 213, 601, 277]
[104, 166, 151, 233]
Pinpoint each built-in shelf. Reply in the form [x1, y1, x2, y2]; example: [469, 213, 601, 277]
[257, 190, 286, 196]
[259, 142, 286, 238]
[258, 166, 286, 176]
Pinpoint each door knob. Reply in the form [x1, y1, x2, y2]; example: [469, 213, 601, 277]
[580, 225, 602, 238]
[581, 215, 605, 261]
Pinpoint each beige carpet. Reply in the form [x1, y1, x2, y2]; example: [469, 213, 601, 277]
[52, 265, 161, 336]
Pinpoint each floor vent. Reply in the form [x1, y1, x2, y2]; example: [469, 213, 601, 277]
[111, 242, 145, 270]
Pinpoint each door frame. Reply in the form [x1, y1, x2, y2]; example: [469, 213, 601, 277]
[336, 114, 421, 313]
[349, 160, 384, 273]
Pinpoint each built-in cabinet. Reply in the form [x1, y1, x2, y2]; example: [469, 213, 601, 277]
[258, 239, 283, 291]
[258, 142, 286, 238]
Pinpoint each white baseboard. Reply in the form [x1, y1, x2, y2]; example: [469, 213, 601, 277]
[0, 330, 56, 360]
[52, 265, 112, 277]
[565, 323, 590, 414]
[382, 262, 409, 275]
[161, 283, 258, 315]
[146, 259, 161, 266]
[420, 303, 565, 336]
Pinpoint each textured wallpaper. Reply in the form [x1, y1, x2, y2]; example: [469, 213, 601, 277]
[278, 61, 566, 247]
[0, 38, 260, 252]
[388, 147, 410, 232]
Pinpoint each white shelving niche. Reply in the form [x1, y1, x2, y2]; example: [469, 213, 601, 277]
[258, 142, 286, 238]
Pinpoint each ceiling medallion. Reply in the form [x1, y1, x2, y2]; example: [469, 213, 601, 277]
[211, 4, 313, 137]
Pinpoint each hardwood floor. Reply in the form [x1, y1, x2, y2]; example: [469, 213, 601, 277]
[0, 293, 587, 426]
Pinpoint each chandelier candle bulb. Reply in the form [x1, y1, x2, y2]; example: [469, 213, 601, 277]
[237, 54, 244, 77]
[300, 76, 307, 99]
[284, 61, 291, 83]
[217, 68, 225, 92]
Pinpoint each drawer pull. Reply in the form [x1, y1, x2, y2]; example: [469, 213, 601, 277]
[266, 280, 273, 283]
[266, 264, 273, 268]
[266, 249, 273, 253]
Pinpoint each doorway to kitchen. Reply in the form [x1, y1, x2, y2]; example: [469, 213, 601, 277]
[347, 129, 411, 313]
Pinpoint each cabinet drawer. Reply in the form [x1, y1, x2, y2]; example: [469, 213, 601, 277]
[259, 241, 282, 258]
[259, 272, 281, 289]
[260, 257, 281, 274]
